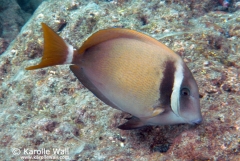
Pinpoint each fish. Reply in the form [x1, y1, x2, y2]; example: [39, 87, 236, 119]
[26, 23, 202, 130]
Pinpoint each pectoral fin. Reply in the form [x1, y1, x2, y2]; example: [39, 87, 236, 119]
[118, 117, 147, 130]
[136, 106, 165, 119]
[151, 107, 165, 117]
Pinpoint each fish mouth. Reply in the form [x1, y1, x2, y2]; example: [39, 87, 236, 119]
[189, 118, 202, 125]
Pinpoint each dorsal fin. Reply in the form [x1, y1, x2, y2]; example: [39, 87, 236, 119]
[77, 28, 172, 54]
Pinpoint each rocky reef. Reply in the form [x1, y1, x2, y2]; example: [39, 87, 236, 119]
[0, 0, 45, 54]
[0, 0, 239, 160]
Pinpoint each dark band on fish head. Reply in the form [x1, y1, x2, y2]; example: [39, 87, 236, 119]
[159, 60, 175, 106]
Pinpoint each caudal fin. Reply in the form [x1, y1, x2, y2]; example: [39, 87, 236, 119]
[26, 23, 74, 70]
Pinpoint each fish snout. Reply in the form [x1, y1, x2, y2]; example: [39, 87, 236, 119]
[191, 118, 202, 125]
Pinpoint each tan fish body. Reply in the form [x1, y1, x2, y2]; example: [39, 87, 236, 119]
[26, 23, 202, 129]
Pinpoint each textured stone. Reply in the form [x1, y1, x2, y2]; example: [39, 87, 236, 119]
[0, 0, 45, 54]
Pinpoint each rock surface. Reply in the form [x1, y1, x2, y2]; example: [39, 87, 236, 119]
[0, 0, 45, 54]
[0, 0, 239, 160]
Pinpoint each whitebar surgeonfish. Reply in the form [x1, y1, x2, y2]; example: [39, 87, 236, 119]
[26, 23, 202, 130]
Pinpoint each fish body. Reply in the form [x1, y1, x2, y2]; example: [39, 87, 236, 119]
[26, 23, 202, 130]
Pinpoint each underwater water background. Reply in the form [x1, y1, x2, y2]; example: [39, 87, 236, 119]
[0, 0, 240, 160]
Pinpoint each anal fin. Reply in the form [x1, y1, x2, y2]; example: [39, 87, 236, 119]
[118, 117, 147, 130]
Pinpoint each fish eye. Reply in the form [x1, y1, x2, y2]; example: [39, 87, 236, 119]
[181, 88, 190, 96]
